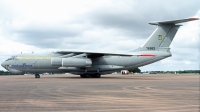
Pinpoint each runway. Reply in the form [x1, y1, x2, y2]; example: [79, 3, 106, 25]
[0, 74, 199, 112]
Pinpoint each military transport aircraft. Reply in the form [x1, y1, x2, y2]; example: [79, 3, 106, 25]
[1, 18, 199, 78]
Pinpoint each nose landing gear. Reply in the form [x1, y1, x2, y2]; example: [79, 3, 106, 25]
[35, 74, 40, 78]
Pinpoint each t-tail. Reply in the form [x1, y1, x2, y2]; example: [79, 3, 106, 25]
[139, 18, 199, 51]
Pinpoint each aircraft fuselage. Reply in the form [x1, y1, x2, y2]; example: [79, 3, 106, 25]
[1, 51, 171, 75]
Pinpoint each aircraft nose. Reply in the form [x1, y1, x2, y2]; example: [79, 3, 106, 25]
[1, 61, 5, 68]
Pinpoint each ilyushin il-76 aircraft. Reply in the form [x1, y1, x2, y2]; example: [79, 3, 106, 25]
[1, 18, 199, 78]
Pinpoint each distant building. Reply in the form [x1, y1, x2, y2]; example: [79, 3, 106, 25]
[121, 70, 129, 74]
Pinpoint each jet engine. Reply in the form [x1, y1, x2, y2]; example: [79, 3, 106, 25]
[51, 58, 62, 66]
[51, 58, 92, 67]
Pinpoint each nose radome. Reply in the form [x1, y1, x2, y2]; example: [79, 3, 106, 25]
[1, 61, 5, 68]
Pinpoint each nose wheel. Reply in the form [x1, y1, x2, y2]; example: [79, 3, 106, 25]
[35, 74, 40, 78]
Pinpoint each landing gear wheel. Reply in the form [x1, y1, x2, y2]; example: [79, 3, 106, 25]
[80, 75, 85, 78]
[91, 73, 101, 78]
[84, 74, 90, 78]
[35, 74, 40, 78]
[95, 73, 101, 78]
[90, 74, 95, 78]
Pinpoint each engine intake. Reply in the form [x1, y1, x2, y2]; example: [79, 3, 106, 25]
[51, 58, 92, 67]
[62, 58, 92, 67]
[51, 58, 62, 66]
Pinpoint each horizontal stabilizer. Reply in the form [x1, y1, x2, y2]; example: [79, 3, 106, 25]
[149, 18, 199, 25]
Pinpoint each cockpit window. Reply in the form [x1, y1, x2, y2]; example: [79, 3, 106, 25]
[6, 56, 17, 61]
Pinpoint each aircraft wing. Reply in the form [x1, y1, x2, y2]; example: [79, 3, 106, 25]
[55, 51, 156, 58]
[56, 51, 136, 58]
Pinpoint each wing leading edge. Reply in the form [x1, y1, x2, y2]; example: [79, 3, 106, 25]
[56, 51, 134, 58]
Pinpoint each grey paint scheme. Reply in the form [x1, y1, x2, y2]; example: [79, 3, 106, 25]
[1, 18, 198, 76]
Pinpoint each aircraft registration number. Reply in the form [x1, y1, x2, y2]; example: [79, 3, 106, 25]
[146, 47, 155, 50]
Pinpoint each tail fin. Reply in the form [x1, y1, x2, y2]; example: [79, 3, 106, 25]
[140, 18, 199, 51]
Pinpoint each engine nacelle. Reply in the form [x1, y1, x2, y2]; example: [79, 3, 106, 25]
[51, 58, 92, 67]
[51, 58, 62, 66]
[62, 58, 92, 67]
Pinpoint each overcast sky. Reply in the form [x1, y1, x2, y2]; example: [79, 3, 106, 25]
[0, 0, 199, 71]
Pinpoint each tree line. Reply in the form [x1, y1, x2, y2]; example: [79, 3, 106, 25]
[0, 70, 12, 75]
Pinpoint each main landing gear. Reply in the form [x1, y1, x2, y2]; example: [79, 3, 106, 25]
[80, 73, 101, 78]
[35, 74, 40, 78]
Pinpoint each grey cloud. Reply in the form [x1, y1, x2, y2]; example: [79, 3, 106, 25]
[171, 48, 198, 61]
[1, 0, 200, 51]
[88, 11, 153, 38]
[9, 23, 84, 48]
[87, 0, 200, 38]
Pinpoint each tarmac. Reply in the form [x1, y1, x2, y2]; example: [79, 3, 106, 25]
[0, 74, 199, 112]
